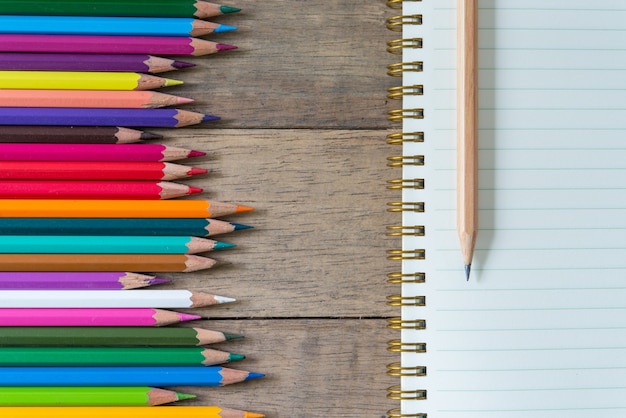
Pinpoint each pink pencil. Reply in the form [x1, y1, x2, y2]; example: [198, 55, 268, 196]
[0, 308, 201, 326]
[0, 144, 205, 162]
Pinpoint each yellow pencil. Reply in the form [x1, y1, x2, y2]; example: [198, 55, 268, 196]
[0, 71, 182, 91]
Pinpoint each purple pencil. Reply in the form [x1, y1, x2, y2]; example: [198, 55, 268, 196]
[0, 108, 219, 128]
[0, 53, 195, 73]
[0, 34, 236, 56]
[0, 272, 170, 290]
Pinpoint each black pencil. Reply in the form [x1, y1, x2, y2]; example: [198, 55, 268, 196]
[0, 126, 161, 144]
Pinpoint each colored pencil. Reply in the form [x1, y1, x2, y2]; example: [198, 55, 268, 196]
[0, 290, 234, 308]
[0, 347, 244, 366]
[0, 366, 264, 386]
[0, 71, 182, 90]
[0, 108, 218, 128]
[0, 1, 241, 18]
[0, 236, 234, 254]
[0, 254, 218, 272]
[0, 34, 237, 56]
[0, 407, 264, 418]
[0, 53, 195, 73]
[0, 90, 194, 109]
[0, 387, 196, 406]
[0, 308, 202, 326]
[0, 126, 161, 144]
[0, 144, 205, 162]
[0, 180, 202, 199]
[0, 326, 242, 346]
[0, 162, 208, 181]
[0, 272, 169, 290]
[0, 200, 253, 218]
[0, 16, 237, 37]
[0, 218, 250, 237]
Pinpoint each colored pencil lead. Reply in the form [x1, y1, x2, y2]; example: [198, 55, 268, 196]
[220, 5, 242, 14]
[188, 150, 207, 158]
[173, 60, 196, 69]
[213, 24, 238, 33]
[189, 167, 208, 176]
[163, 78, 184, 87]
[139, 131, 163, 141]
[176, 392, 197, 401]
[232, 223, 254, 231]
[216, 43, 238, 52]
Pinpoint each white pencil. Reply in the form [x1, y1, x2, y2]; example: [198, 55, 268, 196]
[0, 290, 235, 308]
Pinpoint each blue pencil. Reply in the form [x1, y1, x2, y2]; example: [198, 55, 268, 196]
[0, 15, 236, 37]
[0, 367, 264, 386]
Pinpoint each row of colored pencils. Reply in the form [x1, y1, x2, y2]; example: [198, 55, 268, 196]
[0, 2, 265, 417]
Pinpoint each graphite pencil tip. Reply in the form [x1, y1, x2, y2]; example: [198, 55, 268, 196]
[172, 60, 196, 69]
[140, 131, 163, 140]
[465, 264, 471, 281]
[232, 222, 254, 231]
[216, 43, 238, 52]
[220, 5, 242, 14]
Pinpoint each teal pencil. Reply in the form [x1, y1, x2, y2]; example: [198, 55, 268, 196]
[0, 235, 235, 254]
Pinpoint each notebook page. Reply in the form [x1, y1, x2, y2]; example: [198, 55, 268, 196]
[402, 1, 626, 416]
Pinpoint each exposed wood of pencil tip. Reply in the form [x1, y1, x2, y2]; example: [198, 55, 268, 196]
[457, 0, 479, 279]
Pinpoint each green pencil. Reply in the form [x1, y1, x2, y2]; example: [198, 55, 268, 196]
[0, 347, 245, 366]
[0, 387, 195, 406]
[0, 326, 242, 347]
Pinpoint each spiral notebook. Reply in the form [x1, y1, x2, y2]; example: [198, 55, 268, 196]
[387, 1, 626, 417]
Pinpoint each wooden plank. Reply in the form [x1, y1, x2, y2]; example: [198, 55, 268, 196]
[178, 319, 400, 417]
[155, 129, 401, 318]
[168, 0, 396, 129]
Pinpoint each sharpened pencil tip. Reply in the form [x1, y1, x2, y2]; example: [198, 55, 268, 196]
[140, 131, 163, 140]
[214, 24, 238, 33]
[246, 372, 265, 381]
[188, 150, 206, 158]
[202, 114, 221, 122]
[176, 392, 197, 401]
[176, 96, 195, 105]
[465, 264, 471, 281]
[163, 78, 184, 87]
[173, 60, 196, 69]
[216, 43, 238, 52]
[214, 241, 236, 250]
[215, 295, 237, 304]
[229, 353, 246, 362]
[188, 167, 209, 176]
[188, 186, 203, 195]
[224, 332, 244, 340]
[149, 277, 171, 286]
[235, 205, 254, 213]
[232, 222, 253, 231]
[179, 313, 203, 322]
[220, 5, 241, 14]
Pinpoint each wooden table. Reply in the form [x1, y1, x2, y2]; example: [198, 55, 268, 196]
[152, 1, 401, 415]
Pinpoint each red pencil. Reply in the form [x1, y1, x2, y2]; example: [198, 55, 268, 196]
[0, 162, 208, 181]
[0, 181, 202, 199]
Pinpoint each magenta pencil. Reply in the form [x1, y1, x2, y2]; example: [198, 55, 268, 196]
[0, 272, 169, 290]
[0, 308, 201, 327]
[0, 144, 205, 162]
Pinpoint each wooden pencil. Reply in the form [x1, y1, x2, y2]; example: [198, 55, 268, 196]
[0, 70, 182, 90]
[0, 326, 241, 346]
[0, 406, 264, 418]
[0, 254, 218, 272]
[0, 199, 253, 218]
[0, 126, 161, 144]
[0, 53, 195, 73]
[0, 366, 264, 386]
[0, 162, 208, 181]
[0, 144, 205, 162]
[0, 180, 202, 199]
[0, 387, 196, 406]
[0, 236, 234, 254]
[0, 347, 244, 366]
[0, 108, 219, 128]
[0, 218, 250, 237]
[0, 1, 242, 18]
[0, 308, 202, 326]
[0, 16, 236, 37]
[0, 90, 194, 109]
[457, 0, 479, 279]
[0, 272, 169, 290]
[0, 34, 237, 56]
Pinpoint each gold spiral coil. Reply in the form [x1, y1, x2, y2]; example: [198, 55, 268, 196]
[386, 1, 426, 416]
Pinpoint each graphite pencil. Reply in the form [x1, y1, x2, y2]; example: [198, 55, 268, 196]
[0, 144, 205, 162]
[0, 90, 194, 108]
[0, 366, 264, 386]
[0, 34, 237, 56]
[0, 407, 264, 418]
[0, 108, 219, 128]
[0, 347, 244, 366]
[0, 53, 195, 73]
[0, 387, 195, 406]
[0, 236, 233, 254]
[0, 180, 202, 199]
[0, 126, 161, 144]
[0, 199, 253, 218]
[0, 218, 250, 236]
[0, 272, 169, 290]
[0, 1, 241, 18]
[0, 15, 236, 37]
[0, 70, 182, 90]
[0, 162, 208, 181]
[0, 308, 202, 326]
[0, 326, 242, 346]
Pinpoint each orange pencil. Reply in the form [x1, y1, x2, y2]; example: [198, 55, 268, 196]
[0, 90, 194, 109]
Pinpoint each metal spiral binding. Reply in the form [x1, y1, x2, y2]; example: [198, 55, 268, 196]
[386, 0, 426, 416]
